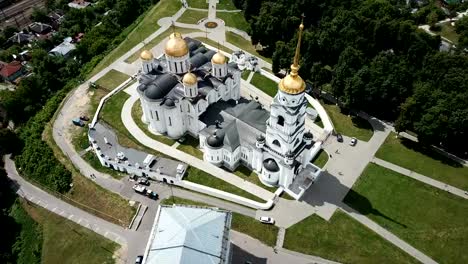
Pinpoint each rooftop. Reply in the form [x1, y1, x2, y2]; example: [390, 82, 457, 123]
[143, 204, 232, 264]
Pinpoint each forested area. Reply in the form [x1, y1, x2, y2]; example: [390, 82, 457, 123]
[234, 0, 468, 156]
[0, 0, 159, 194]
[1, 0, 159, 261]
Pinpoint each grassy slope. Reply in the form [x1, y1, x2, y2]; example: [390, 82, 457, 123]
[95, 69, 130, 91]
[184, 167, 265, 203]
[241, 70, 251, 80]
[250, 72, 278, 97]
[186, 0, 208, 9]
[90, 0, 182, 76]
[284, 210, 418, 264]
[131, 100, 176, 145]
[161, 196, 278, 246]
[322, 101, 373, 141]
[376, 132, 468, 189]
[344, 163, 468, 263]
[21, 201, 118, 264]
[217, 12, 250, 32]
[232, 165, 276, 193]
[82, 152, 125, 179]
[176, 135, 204, 159]
[10, 201, 42, 264]
[311, 149, 328, 168]
[177, 9, 208, 24]
[194, 37, 234, 53]
[226, 32, 272, 63]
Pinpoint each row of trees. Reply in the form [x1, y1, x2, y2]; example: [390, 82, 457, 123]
[235, 0, 468, 156]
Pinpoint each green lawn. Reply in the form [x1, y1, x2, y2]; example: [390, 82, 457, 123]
[131, 100, 176, 145]
[95, 69, 130, 91]
[241, 70, 251, 80]
[376, 132, 468, 190]
[250, 72, 278, 97]
[20, 201, 118, 264]
[90, 0, 182, 76]
[226, 32, 272, 63]
[439, 22, 459, 44]
[10, 201, 43, 263]
[177, 135, 204, 159]
[194, 37, 234, 53]
[284, 210, 418, 264]
[311, 149, 328, 168]
[177, 9, 207, 24]
[217, 12, 250, 32]
[126, 27, 201, 63]
[217, 0, 239, 10]
[184, 167, 265, 203]
[186, 0, 208, 9]
[161, 196, 278, 246]
[82, 152, 125, 179]
[344, 163, 468, 263]
[72, 129, 90, 151]
[232, 165, 277, 193]
[322, 102, 373, 141]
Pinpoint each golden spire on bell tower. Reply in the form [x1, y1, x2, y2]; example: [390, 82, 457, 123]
[278, 15, 306, 94]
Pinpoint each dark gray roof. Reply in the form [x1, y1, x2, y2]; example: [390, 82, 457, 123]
[144, 73, 179, 100]
[222, 121, 240, 151]
[207, 130, 224, 148]
[190, 53, 210, 68]
[163, 98, 175, 107]
[263, 159, 279, 172]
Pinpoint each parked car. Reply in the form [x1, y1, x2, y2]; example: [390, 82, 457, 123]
[132, 184, 147, 194]
[80, 115, 89, 121]
[336, 133, 343, 142]
[349, 137, 357, 146]
[72, 118, 84, 127]
[146, 189, 158, 200]
[135, 255, 143, 264]
[259, 216, 275, 224]
[138, 177, 150, 186]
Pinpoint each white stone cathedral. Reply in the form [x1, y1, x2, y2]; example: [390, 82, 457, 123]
[137, 25, 321, 199]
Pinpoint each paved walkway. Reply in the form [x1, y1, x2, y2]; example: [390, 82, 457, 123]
[340, 205, 438, 264]
[121, 87, 275, 202]
[208, 0, 217, 19]
[373, 158, 467, 199]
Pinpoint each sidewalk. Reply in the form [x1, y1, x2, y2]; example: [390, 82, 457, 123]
[372, 157, 467, 199]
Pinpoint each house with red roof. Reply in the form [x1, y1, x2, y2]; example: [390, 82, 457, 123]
[0, 61, 25, 83]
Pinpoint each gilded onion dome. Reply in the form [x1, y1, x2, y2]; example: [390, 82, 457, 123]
[140, 50, 154, 61]
[164, 32, 189, 57]
[211, 51, 226, 64]
[278, 21, 306, 94]
[182, 72, 197, 85]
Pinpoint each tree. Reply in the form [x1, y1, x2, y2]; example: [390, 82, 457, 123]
[30, 8, 49, 23]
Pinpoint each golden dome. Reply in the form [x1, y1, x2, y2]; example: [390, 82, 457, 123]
[182, 72, 197, 85]
[140, 50, 153, 60]
[165, 32, 189, 57]
[279, 21, 306, 95]
[279, 68, 306, 94]
[211, 51, 226, 64]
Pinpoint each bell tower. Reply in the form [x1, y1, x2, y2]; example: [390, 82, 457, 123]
[264, 19, 308, 157]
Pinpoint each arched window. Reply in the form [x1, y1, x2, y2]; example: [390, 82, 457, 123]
[272, 139, 281, 147]
[295, 138, 300, 146]
[277, 116, 284, 126]
[168, 117, 172, 126]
